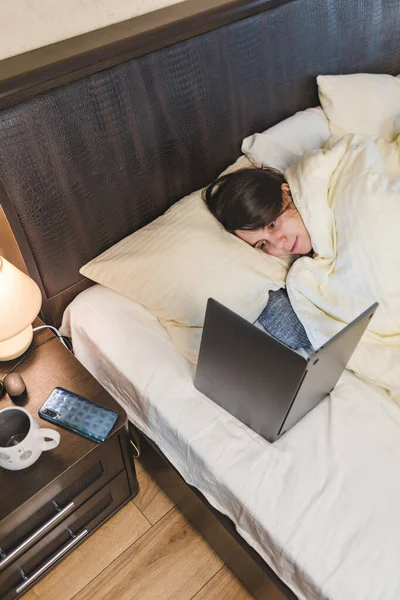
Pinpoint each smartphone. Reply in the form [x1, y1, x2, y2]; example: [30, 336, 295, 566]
[38, 387, 119, 443]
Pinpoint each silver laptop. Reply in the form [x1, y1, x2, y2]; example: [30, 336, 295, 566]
[194, 299, 378, 442]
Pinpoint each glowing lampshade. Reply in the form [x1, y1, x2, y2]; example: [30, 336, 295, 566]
[0, 256, 42, 360]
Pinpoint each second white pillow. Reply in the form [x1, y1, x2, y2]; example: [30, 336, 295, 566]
[241, 107, 330, 171]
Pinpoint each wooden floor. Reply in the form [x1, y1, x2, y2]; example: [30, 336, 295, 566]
[24, 459, 254, 600]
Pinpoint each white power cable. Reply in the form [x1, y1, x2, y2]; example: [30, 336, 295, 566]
[32, 325, 69, 349]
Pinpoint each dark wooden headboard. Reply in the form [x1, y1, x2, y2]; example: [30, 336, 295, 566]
[0, 0, 399, 325]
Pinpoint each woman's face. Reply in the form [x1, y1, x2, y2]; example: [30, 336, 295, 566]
[235, 185, 312, 257]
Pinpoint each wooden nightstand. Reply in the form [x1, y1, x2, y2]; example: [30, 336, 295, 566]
[0, 320, 138, 600]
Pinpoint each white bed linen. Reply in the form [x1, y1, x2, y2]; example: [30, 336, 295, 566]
[61, 285, 400, 600]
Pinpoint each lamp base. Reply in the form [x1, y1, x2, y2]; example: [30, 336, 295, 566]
[0, 325, 33, 361]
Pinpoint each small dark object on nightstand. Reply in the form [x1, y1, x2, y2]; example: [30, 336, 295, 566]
[3, 372, 28, 405]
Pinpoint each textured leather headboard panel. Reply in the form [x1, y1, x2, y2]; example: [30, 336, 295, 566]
[0, 0, 399, 324]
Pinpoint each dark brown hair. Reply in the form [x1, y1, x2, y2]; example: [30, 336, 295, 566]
[203, 167, 289, 232]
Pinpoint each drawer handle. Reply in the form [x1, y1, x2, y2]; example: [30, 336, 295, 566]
[0, 501, 75, 568]
[15, 529, 88, 594]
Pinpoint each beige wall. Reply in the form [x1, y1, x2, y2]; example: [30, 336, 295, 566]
[0, 0, 185, 60]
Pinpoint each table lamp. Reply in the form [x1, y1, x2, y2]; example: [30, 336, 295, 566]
[0, 256, 42, 361]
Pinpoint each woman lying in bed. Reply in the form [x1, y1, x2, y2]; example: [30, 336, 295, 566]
[205, 134, 400, 400]
[204, 167, 313, 352]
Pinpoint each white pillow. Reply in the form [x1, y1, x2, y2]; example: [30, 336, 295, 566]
[241, 107, 330, 171]
[317, 73, 400, 141]
[80, 157, 289, 363]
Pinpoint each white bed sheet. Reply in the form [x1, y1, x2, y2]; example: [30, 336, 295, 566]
[61, 285, 400, 600]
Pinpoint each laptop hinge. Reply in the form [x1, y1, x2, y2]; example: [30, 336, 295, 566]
[277, 368, 308, 437]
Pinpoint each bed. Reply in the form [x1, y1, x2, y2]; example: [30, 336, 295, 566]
[1, 1, 400, 598]
[60, 283, 400, 600]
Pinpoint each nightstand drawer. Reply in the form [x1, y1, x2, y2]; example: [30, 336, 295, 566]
[0, 469, 130, 600]
[0, 433, 125, 567]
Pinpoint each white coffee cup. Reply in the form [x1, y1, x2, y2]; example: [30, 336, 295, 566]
[0, 407, 60, 470]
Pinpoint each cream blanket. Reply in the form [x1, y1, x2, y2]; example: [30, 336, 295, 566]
[285, 134, 400, 402]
